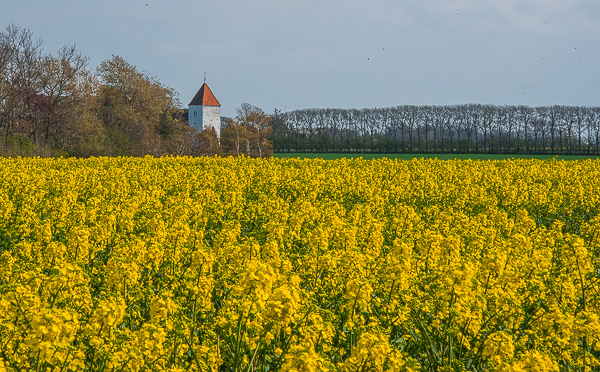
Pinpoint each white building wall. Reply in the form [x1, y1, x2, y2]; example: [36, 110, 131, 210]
[189, 105, 201, 131]
[202, 105, 221, 138]
[189, 105, 221, 138]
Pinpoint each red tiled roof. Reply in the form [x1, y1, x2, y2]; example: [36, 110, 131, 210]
[189, 83, 221, 106]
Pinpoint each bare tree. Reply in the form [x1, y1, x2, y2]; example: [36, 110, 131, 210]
[0, 24, 44, 151]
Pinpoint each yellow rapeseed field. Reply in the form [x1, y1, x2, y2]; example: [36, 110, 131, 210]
[1, 156, 600, 371]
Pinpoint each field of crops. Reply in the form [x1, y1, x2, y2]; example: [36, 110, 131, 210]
[1, 156, 600, 371]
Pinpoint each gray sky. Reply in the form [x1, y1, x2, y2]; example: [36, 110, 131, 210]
[2, 0, 599, 117]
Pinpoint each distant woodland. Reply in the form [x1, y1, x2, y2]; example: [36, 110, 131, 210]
[272, 105, 600, 155]
[2, 24, 600, 158]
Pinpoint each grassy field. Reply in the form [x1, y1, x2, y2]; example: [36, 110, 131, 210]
[273, 152, 600, 160]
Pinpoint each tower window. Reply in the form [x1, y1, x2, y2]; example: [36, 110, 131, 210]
[194, 111, 197, 117]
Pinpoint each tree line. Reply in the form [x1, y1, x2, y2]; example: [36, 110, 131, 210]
[0, 24, 271, 158]
[5, 23, 600, 158]
[272, 104, 600, 155]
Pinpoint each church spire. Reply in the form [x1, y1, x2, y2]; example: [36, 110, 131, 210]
[189, 82, 221, 106]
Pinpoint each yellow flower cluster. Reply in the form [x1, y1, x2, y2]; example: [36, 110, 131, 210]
[1, 156, 600, 371]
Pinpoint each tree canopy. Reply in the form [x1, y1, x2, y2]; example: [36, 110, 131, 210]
[0, 24, 277, 158]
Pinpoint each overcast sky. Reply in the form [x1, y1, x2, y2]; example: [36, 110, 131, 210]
[2, 0, 599, 117]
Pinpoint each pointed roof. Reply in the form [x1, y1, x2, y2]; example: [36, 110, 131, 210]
[189, 83, 221, 106]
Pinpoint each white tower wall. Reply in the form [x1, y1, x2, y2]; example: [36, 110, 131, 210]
[189, 105, 221, 138]
[189, 105, 202, 131]
[202, 105, 221, 138]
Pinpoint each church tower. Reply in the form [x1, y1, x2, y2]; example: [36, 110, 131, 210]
[189, 79, 221, 138]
